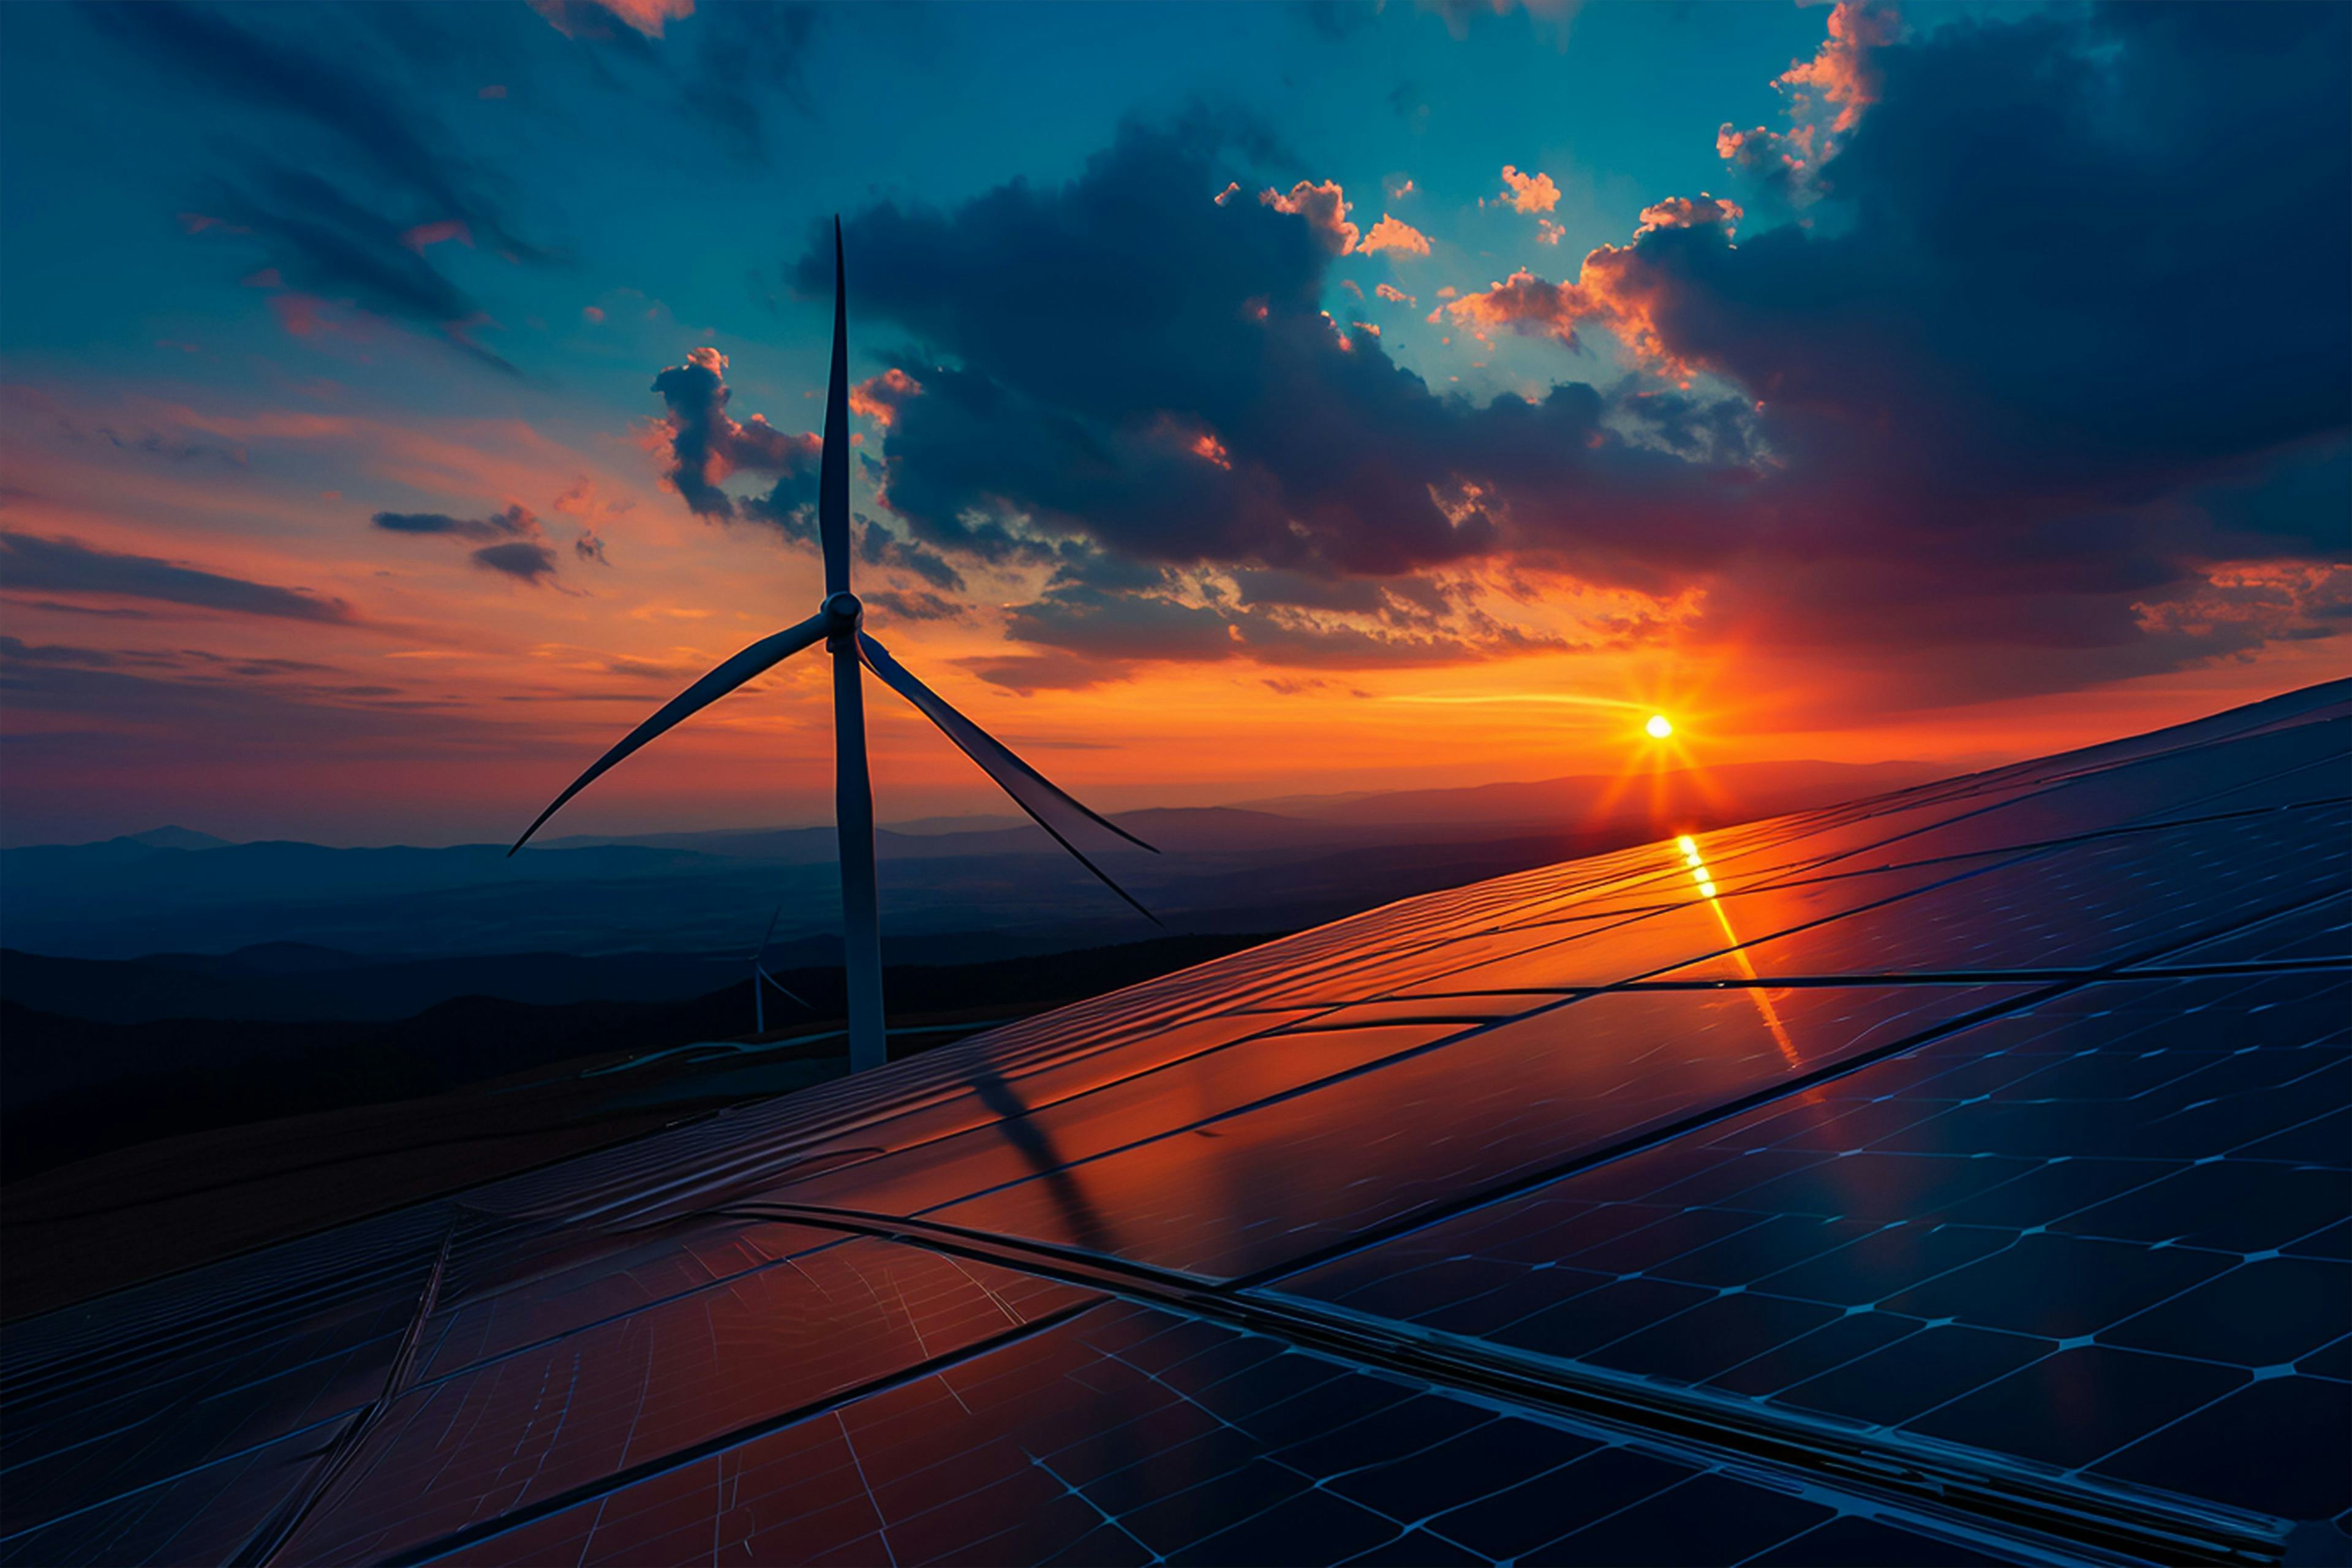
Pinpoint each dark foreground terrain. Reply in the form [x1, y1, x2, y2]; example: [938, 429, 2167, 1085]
[0, 934, 1272, 1319]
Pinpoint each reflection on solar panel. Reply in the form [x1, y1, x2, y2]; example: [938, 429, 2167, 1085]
[4, 681, 2345, 1567]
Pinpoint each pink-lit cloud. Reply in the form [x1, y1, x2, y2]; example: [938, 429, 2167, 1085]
[1360, 213, 1432, 257]
[1779, 0, 1900, 135]
[849, 368, 922, 429]
[1635, 194, 1743, 236]
[399, 220, 473, 254]
[527, 0, 695, 40]
[1721, 0, 1900, 189]
[1499, 164, 1560, 214]
[1260, 179, 1359, 255]
[1442, 248, 1695, 380]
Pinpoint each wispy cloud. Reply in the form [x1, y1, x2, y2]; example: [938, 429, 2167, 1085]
[0, 532, 357, 624]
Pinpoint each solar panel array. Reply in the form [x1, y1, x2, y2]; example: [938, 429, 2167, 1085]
[4, 680, 2345, 1567]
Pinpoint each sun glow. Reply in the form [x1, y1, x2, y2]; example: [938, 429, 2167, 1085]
[1645, 713, 1674, 739]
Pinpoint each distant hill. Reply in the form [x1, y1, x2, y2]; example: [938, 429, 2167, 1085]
[121, 826, 232, 851]
[0, 757, 1956, 962]
[0, 946, 748, 1024]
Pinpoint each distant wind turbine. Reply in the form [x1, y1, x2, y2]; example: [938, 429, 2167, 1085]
[511, 218, 1156, 1073]
[749, 903, 810, 1036]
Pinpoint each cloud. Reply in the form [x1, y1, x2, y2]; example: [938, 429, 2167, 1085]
[799, 2, 2347, 701]
[647, 345, 820, 518]
[371, 502, 539, 541]
[1719, 0, 1902, 197]
[0, 532, 357, 624]
[853, 511, 965, 592]
[200, 165, 521, 374]
[1259, 179, 1359, 255]
[470, 540, 560, 584]
[849, 367, 922, 429]
[94, 2, 546, 370]
[0, 643, 491, 779]
[94, 4, 536, 258]
[1360, 214, 1431, 257]
[989, 579, 1569, 690]
[1499, 164, 1559, 214]
[796, 126, 1751, 599]
[372, 502, 563, 585]
[527, 0, 695, 41]
[864, 587, 962, 623]
[1375, 282, 1416, 306]
[1635, 194, 1740, 237]
[1776, 0, 1899, 137]
[678, 4, 820, 160]
[1442, 270, 1582, 345]
[526, 0, 816, 159]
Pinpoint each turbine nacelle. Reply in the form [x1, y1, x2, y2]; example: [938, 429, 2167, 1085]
[821, 590, 863, 649]
[510, 217, 1156, 1074]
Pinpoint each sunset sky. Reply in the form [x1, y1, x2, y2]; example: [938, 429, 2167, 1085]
[1, 0, 2344, 846]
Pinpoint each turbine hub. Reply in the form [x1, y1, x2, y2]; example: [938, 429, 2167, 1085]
[823, 591, 863, 630]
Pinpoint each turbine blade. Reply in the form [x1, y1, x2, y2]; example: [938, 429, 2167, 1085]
[859, 632, 1157, 852]
[510, 612, 829, 855]
[818, 216, 851, 597]
[757, 901, 784, 958]
[857, 631, 1162, 925]
[758, 967, 811, 1011]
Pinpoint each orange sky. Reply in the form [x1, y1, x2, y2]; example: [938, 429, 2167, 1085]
[3, 372, 2337, 846]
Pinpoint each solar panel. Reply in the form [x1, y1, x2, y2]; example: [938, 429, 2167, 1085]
[2, 680, 2344, 1567]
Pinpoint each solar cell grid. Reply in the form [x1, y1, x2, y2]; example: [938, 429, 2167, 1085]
[426, 1301, 2030, 1568]
[924, 984, 2022, 1278]
[2, 680, 2343, 1567]
[1275, 973, 2351, 1528]
[277, 1236, 1095, 1564]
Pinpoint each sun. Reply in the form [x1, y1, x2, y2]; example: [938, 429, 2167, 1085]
[1644, 713, 1674, 739]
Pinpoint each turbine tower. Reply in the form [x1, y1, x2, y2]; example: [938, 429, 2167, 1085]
[511, 218, 1155, 1073]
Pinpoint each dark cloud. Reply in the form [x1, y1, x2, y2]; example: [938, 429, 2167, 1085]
[989, 580, 1569, 692]
[0, 637, 135, 668]
[47, 420, 247, 467]
[4, 600, 157, 622]
[470, 540, 560, 584]
[802, 4, 2347, 700]
[1599, 6, 2350, 509]
[527, 0, 821, 161]
[854, 513, 965, 592]
[684, 4, 820, 160]
[371, 503, 538, 541]
[92, 2, 543, 372]
[0, 645, 489, 783]
[647, 347, 818, 519]
[92, 3, 534, 254]
[211, 166, 519, 374]
[371, 502, 561, 586]
[641, 349, 963, 595]
[797, 129, 1747, 592]
[864, 588, 963, 624]
[0, 532, 356, 624]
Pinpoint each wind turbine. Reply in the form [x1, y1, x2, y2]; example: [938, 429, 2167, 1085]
[748, 903, 810, 1036]
[511, 218, 1156, 1073]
